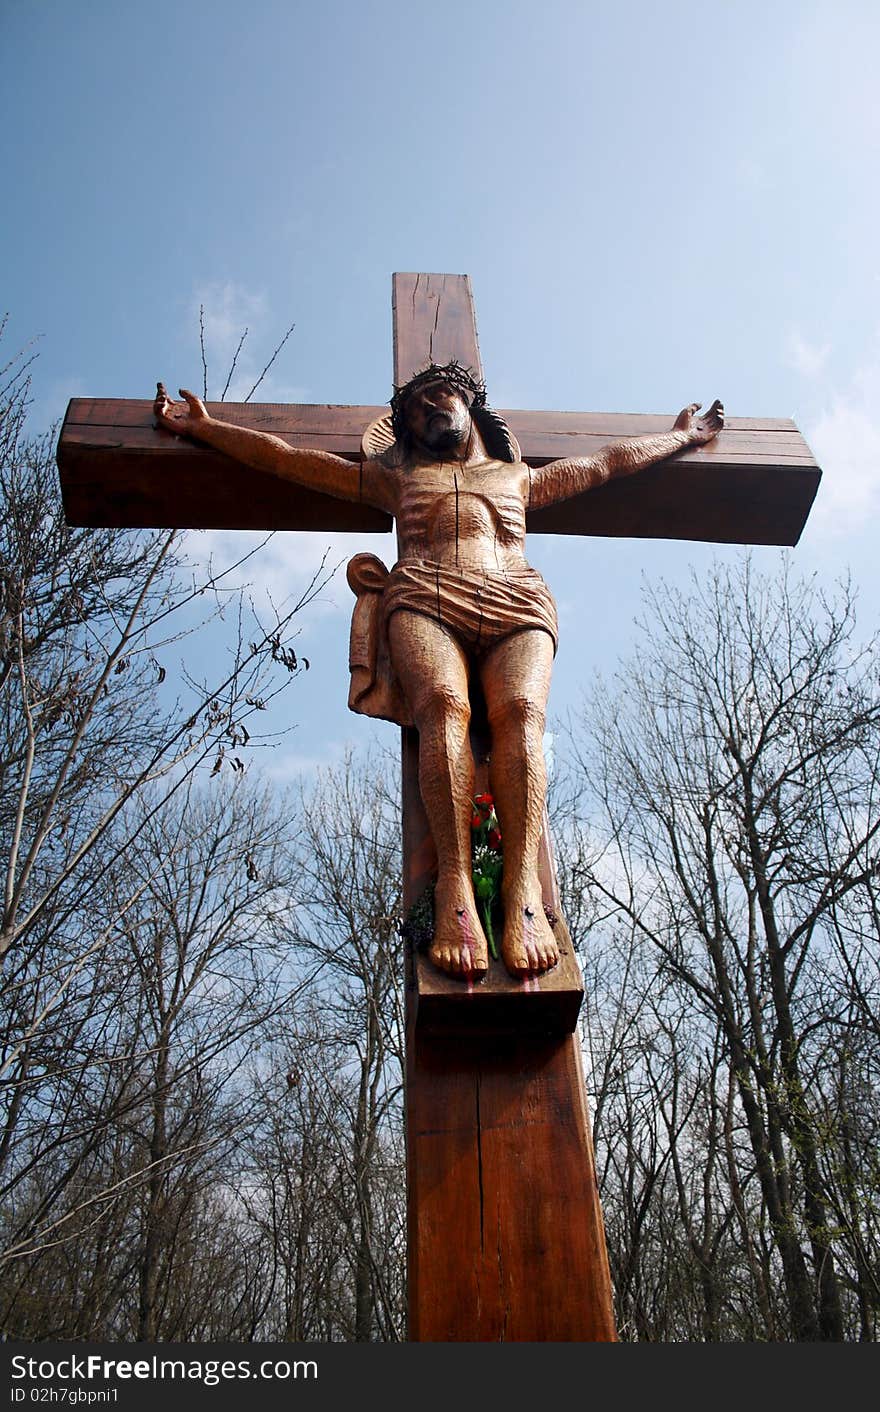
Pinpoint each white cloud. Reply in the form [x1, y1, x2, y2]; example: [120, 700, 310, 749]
[786, 331, 830, 379]
[802, 333, 880, 536]
[186, 281, 307, 404]
[180, 526, 395, 628]
[807, 392, 880, 536]
[260, 740, 355, 785]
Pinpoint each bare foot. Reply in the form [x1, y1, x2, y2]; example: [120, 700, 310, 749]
[501, 889, 559, 977]
[428, 875, 489, 979]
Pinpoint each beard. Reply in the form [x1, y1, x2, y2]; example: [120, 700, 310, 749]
[421, 412, 469, 455]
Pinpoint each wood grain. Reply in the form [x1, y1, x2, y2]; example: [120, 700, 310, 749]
[392, 272, 483, 386]
[57, 398, 820, 544]
[406, 1027, 617, 1341]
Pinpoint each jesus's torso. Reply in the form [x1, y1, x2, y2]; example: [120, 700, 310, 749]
[382, 457, 533, 573]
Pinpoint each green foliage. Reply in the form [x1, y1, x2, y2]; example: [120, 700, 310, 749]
[470, 792, 503, 961]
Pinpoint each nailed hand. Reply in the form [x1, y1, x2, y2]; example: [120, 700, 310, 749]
[673, 399, 724, 445]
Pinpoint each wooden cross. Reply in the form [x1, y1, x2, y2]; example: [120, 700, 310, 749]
[57, 273, 821, 1342]
[59, 275, 819, 545]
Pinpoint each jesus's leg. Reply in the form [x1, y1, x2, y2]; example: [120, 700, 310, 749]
[387, 611, 488, 978]
[480, 629, 558, 976]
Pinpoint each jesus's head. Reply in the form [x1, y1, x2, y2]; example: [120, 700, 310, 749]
[388, 362, 518, 464]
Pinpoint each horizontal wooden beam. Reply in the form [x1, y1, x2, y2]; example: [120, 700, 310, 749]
[57, 399, 392, 534]
[57, 397, 821, 545]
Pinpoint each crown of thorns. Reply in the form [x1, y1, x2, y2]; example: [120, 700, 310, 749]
[389, 361, 487, 441]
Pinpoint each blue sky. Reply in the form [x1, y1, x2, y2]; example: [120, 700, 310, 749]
[3, 0, 879, 781]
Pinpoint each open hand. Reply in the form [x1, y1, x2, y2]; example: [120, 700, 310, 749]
[153, 383, 211, 437]
[673, 398, 724, 445]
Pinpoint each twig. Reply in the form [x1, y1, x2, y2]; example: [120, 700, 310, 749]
[199, 303, 208, 400]
[244, 323, 295, 403]
[221, 327, 249, 402]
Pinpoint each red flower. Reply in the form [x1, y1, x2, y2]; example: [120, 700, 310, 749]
[471, 812, 482, 830]
[488, 828, 502, 850]
[475, 792, 494, 809]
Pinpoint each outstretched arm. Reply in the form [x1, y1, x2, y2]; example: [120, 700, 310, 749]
[528, 400, 724, 509]
[153, 385, 394, 511]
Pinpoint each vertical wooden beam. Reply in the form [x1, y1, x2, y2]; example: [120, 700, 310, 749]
[407, 1032, 617, 1341]
[395, 273, 617, 1340]
[392, 272, 484, 387]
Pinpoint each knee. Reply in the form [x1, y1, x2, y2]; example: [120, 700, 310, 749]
[413, 684, 471, 732]
[488, 693, 546, 736]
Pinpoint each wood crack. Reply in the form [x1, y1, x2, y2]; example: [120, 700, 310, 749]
[475, 1070, 485, 1255]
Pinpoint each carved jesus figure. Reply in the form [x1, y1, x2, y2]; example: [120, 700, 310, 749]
[154, 366, 722, 980]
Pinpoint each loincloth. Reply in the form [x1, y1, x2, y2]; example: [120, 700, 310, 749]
[346, 555, 557, 729]
[383, 560, 558, 657]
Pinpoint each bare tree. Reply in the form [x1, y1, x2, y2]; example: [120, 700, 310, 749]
[561, 556, 880, 1340]
[260, 750, 406, 1341]
[0, 325, 331, 1321]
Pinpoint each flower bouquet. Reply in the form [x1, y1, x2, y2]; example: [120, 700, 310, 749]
[471, 792, 503, 961]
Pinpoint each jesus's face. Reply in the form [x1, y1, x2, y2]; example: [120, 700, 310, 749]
[403, 379, 472, 456]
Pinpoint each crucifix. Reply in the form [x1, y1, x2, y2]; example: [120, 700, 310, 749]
[57, 273, 820, 1341]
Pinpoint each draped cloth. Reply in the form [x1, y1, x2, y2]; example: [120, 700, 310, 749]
[346, 554, 413, 727]
[347, 554, 558, 729]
